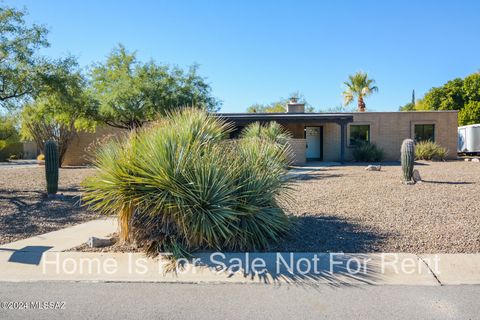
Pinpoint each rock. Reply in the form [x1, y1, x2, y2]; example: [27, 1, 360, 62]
[412, 169, 422, 182]
[464, 158, 471, 162]
[403, 180, 416, 185]
[472, 158, 480, 163]
[365, 165, 381, 171]
[87, 237, 113, 248]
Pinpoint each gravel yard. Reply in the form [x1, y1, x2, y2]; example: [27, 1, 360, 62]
[0, 166, 96, 245]
[2, 161, 479, 253]
[275, 160, 480, 253]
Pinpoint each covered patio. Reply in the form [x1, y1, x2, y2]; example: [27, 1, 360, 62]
[215, 113, 354, 164]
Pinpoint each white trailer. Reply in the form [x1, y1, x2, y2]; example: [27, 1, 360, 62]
[458, 124, 480, 155]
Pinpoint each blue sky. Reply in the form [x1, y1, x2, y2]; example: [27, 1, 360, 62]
[7, 0, 480, 112]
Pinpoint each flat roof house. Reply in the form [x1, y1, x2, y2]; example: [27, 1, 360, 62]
[215, 100, 458, 164]
[62, 100, 458, 166]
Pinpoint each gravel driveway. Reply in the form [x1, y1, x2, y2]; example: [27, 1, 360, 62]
[0, 166, 96, 245]
[275, 161, 480, 253]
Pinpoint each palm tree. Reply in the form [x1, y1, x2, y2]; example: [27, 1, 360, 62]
[343, 71, 378, 112]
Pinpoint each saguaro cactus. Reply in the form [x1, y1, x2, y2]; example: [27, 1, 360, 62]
[401, 139, 415, 183]
[44, 140, 59, 195]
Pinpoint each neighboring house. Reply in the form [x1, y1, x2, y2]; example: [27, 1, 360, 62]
[62, 100, 458, 166]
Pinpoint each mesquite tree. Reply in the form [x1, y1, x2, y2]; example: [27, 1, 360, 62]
[89, 44, 220, 130]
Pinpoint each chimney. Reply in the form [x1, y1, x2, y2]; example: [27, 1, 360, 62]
[286, 96, 305, 113]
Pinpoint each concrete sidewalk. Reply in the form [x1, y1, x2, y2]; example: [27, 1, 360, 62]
[0, 218, 117, 252]
[0, 219, 479, 286]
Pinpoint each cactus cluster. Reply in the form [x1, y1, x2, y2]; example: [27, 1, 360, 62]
[401, 139, 415, 183]
[44, 140, 59, 195]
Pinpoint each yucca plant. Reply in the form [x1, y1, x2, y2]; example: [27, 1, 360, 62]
[415, 141, 448, 161]
[240, 121, 292, 146]
[240, 121, 293, 166]
[82, 108, 292, 258]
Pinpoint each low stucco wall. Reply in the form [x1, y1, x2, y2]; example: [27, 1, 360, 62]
[22, 141, 39, 159]
[287, 139, 306, 165]
[62, 126, 126, 166]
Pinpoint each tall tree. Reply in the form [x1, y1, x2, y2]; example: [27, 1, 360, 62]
[414, 72, 480, 125]
[342, 71, 378, 112]
[21, 59, 95, 165]
[0, 5, 50, 109]
[90, 45, 219, 130]
[246, 92, 314, 113]
[0, 113, 19, 150]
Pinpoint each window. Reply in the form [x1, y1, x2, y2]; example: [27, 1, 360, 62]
[349, 125, 370, 146]
[414, 124, 435, 142]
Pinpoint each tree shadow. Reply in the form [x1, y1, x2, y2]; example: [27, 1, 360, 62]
[184, 215, 388, 288]
[421, 180, 475, 185]
[0, 246, 53, 265]
[272, 215, 388, 253]
[0, 188, 94, 243]
[191, 251, 384, 288]
[289, 173, 344, 181]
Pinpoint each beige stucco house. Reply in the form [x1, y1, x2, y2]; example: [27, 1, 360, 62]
[62, 101, 458, 166]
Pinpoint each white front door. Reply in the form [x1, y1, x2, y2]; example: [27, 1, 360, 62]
[306, 127, 321, 159]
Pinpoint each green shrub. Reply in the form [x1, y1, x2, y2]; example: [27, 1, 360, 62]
[352, 142, 384, 162]
[415, 141, 448, 160]
[82, 108, 291, 258]
[240, 121, 293, 166]
[240, 121, 292, 146]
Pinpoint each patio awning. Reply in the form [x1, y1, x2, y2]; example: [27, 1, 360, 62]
[213, 112, 354, 125]
[214, 112, 353, 163]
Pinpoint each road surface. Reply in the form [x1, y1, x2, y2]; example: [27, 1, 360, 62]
[1, 282, 479, 319]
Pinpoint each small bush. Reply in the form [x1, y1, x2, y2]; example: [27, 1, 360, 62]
[415, 141, 448, 161]
[352, 142, 384, 162]
[240, 122, 293, 165]
[240, 121, 292, 146]
[37, 154, 45, 161]
[83, 108, 292, 258]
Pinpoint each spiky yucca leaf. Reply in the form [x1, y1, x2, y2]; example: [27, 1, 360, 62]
[240, 121, 292, 146]
[83, 108, 292, 257]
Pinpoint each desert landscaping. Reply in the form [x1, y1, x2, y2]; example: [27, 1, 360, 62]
[2, 161, 479, 253]
[0, 166, 96, 245]
[278, 160, 480, 253]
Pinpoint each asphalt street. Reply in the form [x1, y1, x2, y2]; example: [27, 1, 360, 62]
[1, 282, 479, 319]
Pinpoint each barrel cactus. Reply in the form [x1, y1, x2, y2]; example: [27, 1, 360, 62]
[401, 139, 415, 183]
[44, 140, 59, 195]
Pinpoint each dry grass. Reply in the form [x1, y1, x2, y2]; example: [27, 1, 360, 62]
[0, 166, 96, 245]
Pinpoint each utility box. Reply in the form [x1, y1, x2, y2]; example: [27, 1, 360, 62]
[458, 124, 480, 155]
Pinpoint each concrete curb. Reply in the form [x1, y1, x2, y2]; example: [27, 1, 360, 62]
[1, 251, 479, 285]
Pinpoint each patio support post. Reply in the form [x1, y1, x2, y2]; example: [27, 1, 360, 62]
[340, 121, 346, 163]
